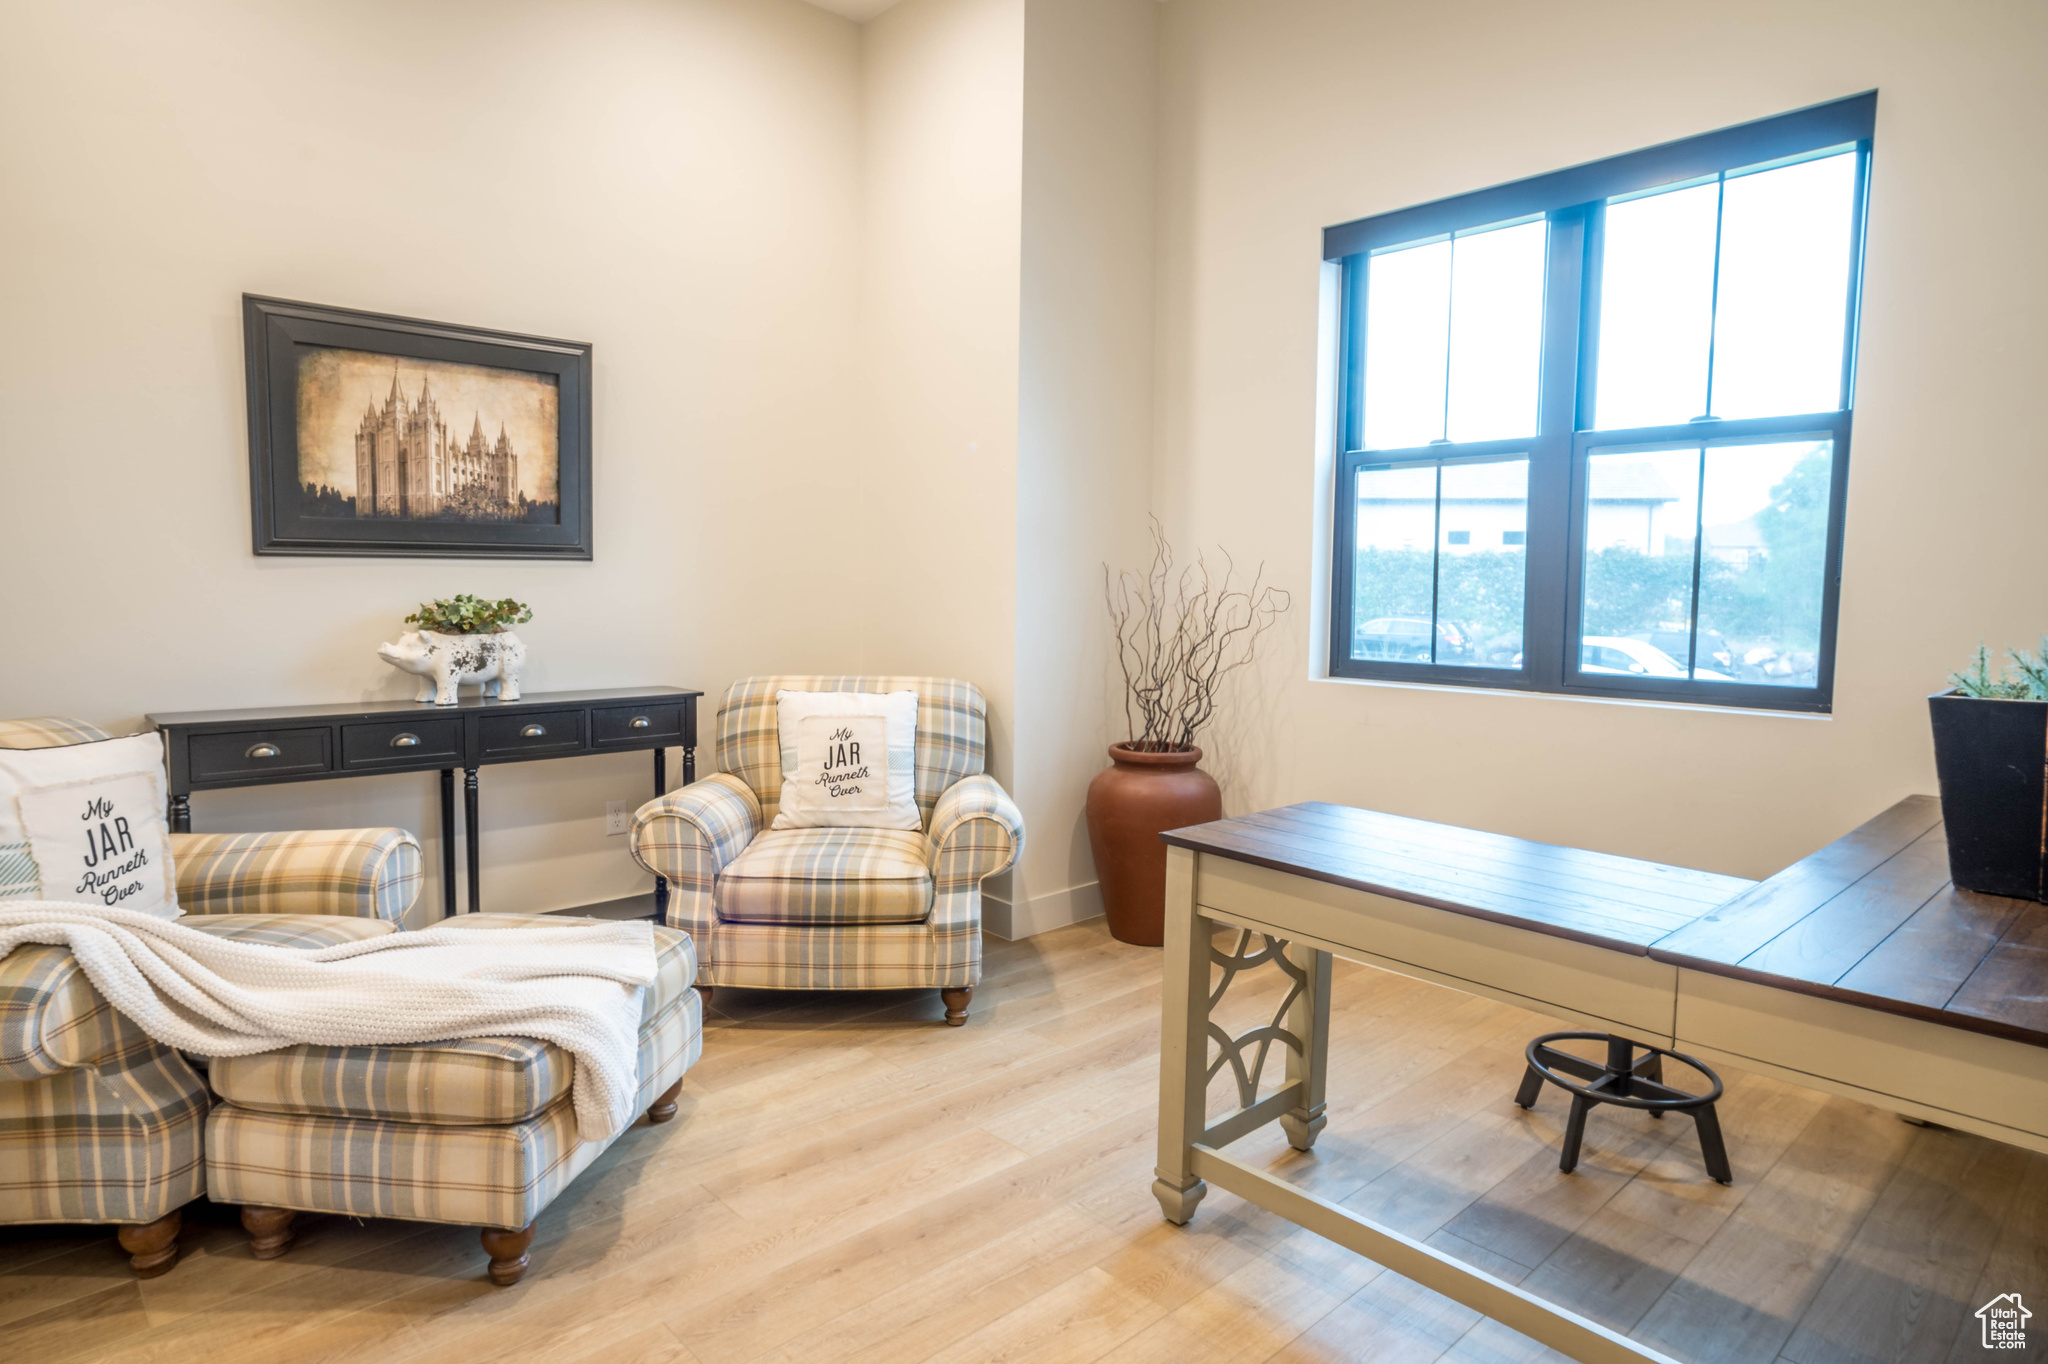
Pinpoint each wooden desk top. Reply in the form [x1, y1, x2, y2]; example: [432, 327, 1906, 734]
[1161, 802, 1755, 954]
[1164, 797, 2048, 1050]
[1653, 795, 2048, 1048]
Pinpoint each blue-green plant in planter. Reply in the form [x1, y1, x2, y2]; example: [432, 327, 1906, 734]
[1928, 641, 2048, 902]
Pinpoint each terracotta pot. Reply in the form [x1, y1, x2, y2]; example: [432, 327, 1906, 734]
[1085, 743, 1223, 946]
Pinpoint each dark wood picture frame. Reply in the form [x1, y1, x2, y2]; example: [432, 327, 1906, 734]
[244, 294, 594, 559]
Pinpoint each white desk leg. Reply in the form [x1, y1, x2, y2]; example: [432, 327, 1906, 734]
[1280, 943, 1331, 1151]
[1154, 844, 1209, 1224]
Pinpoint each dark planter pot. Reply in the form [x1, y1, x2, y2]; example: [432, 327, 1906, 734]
[1085, 743, 1223, 946]
[1928, 689, 2048, 902]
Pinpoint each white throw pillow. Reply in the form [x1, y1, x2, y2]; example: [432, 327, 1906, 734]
[770, 690, 920, 831]
[0, 731, 181, 918]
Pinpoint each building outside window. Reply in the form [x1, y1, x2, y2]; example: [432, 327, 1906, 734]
[1326, 94, 1872, 710]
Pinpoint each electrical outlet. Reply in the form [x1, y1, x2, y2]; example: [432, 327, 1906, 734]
[605, 800, 634, 837]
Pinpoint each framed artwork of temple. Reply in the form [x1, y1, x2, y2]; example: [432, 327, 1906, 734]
[243, 295, 594, 558]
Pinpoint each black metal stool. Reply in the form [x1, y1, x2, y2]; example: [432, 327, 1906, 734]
[1514, 1031, 1732, 1184]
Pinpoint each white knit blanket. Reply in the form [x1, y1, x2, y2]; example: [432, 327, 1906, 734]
[0, 903, 657, 1142]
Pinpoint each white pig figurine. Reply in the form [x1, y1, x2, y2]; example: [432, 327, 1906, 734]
[377, 630, 527, 706]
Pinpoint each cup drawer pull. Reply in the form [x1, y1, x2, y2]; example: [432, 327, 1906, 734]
[520, 724, 547, 738]
[389, 732, 422, 748]
[630, 716, 651, 729]
[245, 743, 281, 759]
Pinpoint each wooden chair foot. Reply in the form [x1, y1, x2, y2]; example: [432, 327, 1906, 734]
[940, 987, 972, 1026]
[646, 1077, 684, 1124]
[241, 1205, 296, 1260]
[696, 984, 712, 1010]
[117, 1209, 182, 1279]
[481, 1222, 536, 1285]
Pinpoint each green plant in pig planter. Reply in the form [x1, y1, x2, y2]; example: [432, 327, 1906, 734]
[378, 596, 533, 706]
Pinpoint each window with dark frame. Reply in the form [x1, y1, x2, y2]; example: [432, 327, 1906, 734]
[1326, 94, 1872, 712]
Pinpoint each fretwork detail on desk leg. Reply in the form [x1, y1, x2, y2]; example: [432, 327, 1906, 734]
[1158, 848, 1340, 1225]
[1207, 929, 1310, 1106]
[1202, 928, 1330, 1153]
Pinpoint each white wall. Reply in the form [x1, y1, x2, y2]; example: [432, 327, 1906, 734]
[851, 0, 1024, 920]
[1154, 0, 2048, 878]
[1007, 0, 1158, 937]
[0, 0, 867, 921]
[852, 0, 1024, 754]
[852, 0, 1158, 938]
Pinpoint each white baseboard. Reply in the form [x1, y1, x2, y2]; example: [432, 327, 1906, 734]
[983, 880, 1104, 940]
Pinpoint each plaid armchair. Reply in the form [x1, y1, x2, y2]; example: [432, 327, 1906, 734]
[0, 717, 421, 1277]
[629, 677, 1023, 1024]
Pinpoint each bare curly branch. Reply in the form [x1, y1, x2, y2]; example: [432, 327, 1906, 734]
[1104, 520, 1291, 752]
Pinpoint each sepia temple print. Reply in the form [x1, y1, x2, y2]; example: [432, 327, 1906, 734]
[352, 371, 522, 519]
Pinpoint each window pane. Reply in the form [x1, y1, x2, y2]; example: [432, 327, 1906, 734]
[1446, 220, 1546, 443]
[1694, 440, 1833, 685]
[1363, 241, 1450, 449]
[1437, 459, 1528, 669]
[1594, 182, 1719, 429]
[1710, 153, 1857, 419]
[1351, 460, 1528, 669]
[1579, 446, 1700, 678]
[1353, 464, 1438, 661]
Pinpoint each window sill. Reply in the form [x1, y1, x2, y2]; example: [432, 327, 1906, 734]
[1309, 671, 1832, 719]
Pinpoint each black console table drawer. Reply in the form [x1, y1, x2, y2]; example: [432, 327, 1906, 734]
[342, 717, 463, 770]
[592, 702, 687, 748]
[474, 709, 587, 761]
[190, 727, 332, 783]
[149, 686, 699, 920]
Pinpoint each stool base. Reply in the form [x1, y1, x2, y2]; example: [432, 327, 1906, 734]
[1515, 1032, 1732, 1185]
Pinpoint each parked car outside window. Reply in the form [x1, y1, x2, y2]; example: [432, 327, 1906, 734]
[1581, 635, 1742, 682]
[1355, 617, 1469, 664]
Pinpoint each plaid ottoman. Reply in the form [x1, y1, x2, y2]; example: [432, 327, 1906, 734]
[0, 913, 399, 1277]
[204, 914, 702, 1285]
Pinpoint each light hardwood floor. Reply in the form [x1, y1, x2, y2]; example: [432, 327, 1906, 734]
[2, 919, 2040, 1364]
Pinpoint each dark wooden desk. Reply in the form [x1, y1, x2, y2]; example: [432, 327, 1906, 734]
[1167, 796, 2048, 1053]
[147, 686, 701, 918]
[1651, 794, 2048, 1049]
[1151, 798, 2048, 1364]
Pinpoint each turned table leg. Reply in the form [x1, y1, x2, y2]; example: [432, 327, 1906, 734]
[653, 748, 669, 921]
[118, 1209, 182, 1278]
[241, 1205, 296, 1260]
[647, 1077, 684, 1124]
[481, 1222, 536, 1286]
[464, 767, 481, 914]
[939, 987, 972, 1026]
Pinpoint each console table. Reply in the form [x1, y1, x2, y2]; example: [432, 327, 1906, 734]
[1154, 798, 2048, 1363]
[146, 686, 700, 918]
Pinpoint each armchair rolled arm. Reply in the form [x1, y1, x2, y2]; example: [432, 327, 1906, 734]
[928, 774, 1023, 891]
[169, 828, 422, 921]
[629, 773, 761, 886]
